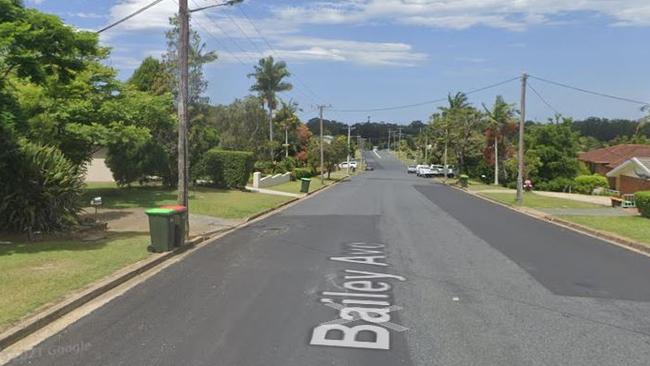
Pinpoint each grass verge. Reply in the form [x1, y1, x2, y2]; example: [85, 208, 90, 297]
[83, 184, 292, 219]
[480, 192, 602, 209]
[0, 233, 150, 331]
[557, 216, 650, 248]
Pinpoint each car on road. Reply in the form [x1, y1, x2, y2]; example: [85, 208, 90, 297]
[365, 165, 374, 171]
[338, 161, 358, 169]
[407, 165, 417, 174]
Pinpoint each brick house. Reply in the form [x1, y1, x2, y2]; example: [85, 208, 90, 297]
[578, 144, 650, 188]
[605, 157, 650, 194]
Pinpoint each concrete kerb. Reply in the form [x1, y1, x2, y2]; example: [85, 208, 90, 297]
[446, 183, 650, 258]
[0, 175, 352, 354]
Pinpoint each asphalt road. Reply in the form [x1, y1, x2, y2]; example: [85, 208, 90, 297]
[7, 151, 650, 366]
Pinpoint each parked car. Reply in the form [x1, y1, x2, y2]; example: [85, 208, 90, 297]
[430, 164, 455, 177]
[416, 165, 434, 177]
[407, 165, 417, 174]
[339, 161, 358, 169]
[365, 165, 374, 171]
[415, 165, 429, 177]
[430, 164, 443, 176]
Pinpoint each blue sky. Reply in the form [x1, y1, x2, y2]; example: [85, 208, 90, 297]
[27, 0, 650, 124]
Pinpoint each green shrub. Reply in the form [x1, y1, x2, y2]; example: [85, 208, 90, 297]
[276, 157, 297, 173]
[293, 168, 313, 180]
[573, 174, 608, 195]
[197, 148, 254, 189]
[254, 160, 274, 174]
[535, 177, 574, 192]
[635, 191, 650, 218]
[0, 142, 84, 234]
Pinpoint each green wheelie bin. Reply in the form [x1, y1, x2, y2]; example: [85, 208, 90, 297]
[300, 178, 311, 193]
[145, 208, 176, 252]
[160, 205, 187, 247]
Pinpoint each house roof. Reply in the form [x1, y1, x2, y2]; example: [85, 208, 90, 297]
[606, 157, 650, 178]
[578, 144, 650, 168]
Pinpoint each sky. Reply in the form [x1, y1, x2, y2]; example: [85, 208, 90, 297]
[27, 0, 650, 124]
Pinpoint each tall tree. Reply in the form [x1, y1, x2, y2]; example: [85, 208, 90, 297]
[248, 56, 293, 160]
[483, 96, 516, 185]
[163, 15, 217, 105]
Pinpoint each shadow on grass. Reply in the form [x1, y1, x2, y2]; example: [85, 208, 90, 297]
[0, 231, 145, 256]
[82, 185, 244, 210]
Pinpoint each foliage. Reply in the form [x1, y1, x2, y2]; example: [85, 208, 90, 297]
[127, 56, 171, 95]
[525, 119, 580, 182]
[573, 174, 609, 194]
[276, 156, 297, 173]
[210, 96, 269, 158]
[0, 142, 84, 234]
[534, 177, 575, 192]
[248, 56, 293, 159]
[103, 88, 177, 186]
[164, 15, 218, 105]
[307, 135, 348, 179]
[196, 149, 255, 189]
[293, 168, 314, 180]
[572, 117, 650, 142]
[482, 95, 518, 183]
[634, 191, 650, 218]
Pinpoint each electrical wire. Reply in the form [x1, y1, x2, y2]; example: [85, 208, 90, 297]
[527, 82, 561, 116]
[237, 4, 322, 102]
[529, 75, 650, 107]
[332, 76, 521, 113]
[97, 0, 166, 34]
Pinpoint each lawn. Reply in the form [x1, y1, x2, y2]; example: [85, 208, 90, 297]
[83, 184, 292, 219]
[557, 216, 650, 248]
[466, 181, 510, 192]
[480, 192, 602, 209]
[0, 233, 150, 331]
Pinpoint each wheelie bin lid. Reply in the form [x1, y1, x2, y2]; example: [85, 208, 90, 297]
[160, 205, 187, 213]
[300, 178, 311, 182]
[145, 208, 175, 216]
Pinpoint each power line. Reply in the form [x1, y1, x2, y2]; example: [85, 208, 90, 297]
[195, 2, 318, 105]
[529, 75, 650, 107]
[97, 0, 166, 34]
[527, 82, 561, 116]
[237, 4, 322, 102]
[333, 76, 520, 113]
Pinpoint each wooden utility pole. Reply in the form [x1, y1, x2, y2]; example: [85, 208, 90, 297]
[346, 124, 353, 175]
[516, 73, 528, 204]
[387, 129, 391, 150]
[398, 128, 402, 160]
[177, 0, 190, 236]
[284, 125, 289, 158]
[317, 105, 329, 184]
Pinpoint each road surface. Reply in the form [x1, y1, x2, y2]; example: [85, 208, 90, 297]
[7, 151, 650, 366]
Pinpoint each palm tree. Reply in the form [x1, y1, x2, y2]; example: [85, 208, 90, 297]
[248, 56, 293, 161]
[483, 96, 515, 185]
[438, 92, 469, 180]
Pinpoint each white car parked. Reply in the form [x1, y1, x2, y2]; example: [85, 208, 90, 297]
[339, 161, 358, 169]
[416, 165, 434, 177]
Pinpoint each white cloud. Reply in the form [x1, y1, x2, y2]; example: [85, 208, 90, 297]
[105, 0, 427, 66]
[272, 0, 650, 30]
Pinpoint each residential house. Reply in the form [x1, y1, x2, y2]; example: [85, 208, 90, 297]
[606, 157, 650, 194]
[578, 144, 650, 188]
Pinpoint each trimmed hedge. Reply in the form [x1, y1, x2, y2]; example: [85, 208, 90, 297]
[635, 191, 650, 218]
[573, 174, 608, 195]
[293, 168, 314, 180]
[197, 148, 254, 189]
